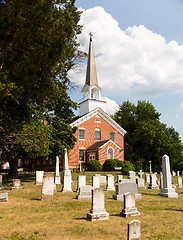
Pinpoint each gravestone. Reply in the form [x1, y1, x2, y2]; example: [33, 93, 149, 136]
[177, 176, 182, 188]
[128, 171, 138, 183]
[117, 175, 123, 183]
[12, 179, 22, 189]
[113, 182, 141, 200]
[160, 172, 163, 189]
[148, 174, 159, 189]
[158, 155, 178, 198]
[0, 175, 4, 190]
[87, 188, 109, 221]
[145, 174, 150, 183]
[77, 175, 86, 192]
[136, 178, 146, 189]
[62, 148, 72, 192]
[120, 192, 140, 218]
[105, 174, 115, 191]
[177, 171, 180, 176]
[55, 156, 61, 185]
[36, 171, 44, 185]
[100, 176, 106, 186]
[41, 175, 54, 200]
[77, 185, 93, 199]
[138, 170, 144, 179]
[0, 192, 8, 202]
[172, 171, 176, 176]
[120, 179, 134, 183]
[92, 175, 100, 189]
[128, 220, 141, 240]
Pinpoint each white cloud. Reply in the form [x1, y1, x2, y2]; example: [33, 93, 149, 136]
[181, 102, 183, 109]
[104, 97, 119, 115]
[70, 6, 183, 99]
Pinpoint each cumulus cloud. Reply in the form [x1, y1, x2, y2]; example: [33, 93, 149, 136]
[70, 6, 183, 99]
[104, 97, 119, 115]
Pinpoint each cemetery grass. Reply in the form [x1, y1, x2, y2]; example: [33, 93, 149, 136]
[0, 173, 183, 239]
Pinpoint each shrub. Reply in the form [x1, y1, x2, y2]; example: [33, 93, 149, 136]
[103, 159, 117, 171]
[87, 160, 102, 171]
[114, 159, 123, 167]
[121, 160, 135, 174]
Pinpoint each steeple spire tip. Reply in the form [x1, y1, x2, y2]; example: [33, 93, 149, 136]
[89, 32, 93, 42]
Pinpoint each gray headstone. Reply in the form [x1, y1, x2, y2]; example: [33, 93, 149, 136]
[158, 155, 178, 198]
[128, 220, 141, 240]
[117, 175, 123, 183]
[87, 188, 109, 221]
[105, 174, 115, 191]
[113, 182, 141, 200]
[100, 176, 107, 186]
[12, 179, 22, 189]
[136, 178, 146, 189]
[77, 185, 93, 199]
[120, 192, 140, 218]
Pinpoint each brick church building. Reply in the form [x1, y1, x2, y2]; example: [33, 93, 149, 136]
[68, 34, 126, 169]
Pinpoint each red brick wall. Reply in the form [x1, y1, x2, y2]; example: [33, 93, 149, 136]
[68, 114, 124, 169]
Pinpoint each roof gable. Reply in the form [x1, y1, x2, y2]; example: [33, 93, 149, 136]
[70, 107, 127, 136]
[87, 139, 122, 151]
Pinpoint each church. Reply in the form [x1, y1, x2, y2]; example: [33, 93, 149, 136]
[68, 34, 126, 169]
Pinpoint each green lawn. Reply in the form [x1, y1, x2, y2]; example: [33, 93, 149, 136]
[0, 172, 182, 240]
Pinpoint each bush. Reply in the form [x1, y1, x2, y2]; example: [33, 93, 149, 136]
[87, 160, 102, 171]
[121, 160, 135, 174]
[103, 159, 117, 171]
[114, 159, 123, 167]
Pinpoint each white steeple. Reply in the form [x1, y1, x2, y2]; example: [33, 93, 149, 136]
[79, 33, 106, 117]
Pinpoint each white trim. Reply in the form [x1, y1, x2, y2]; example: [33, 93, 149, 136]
[79, 149, 85, 163]
[107, 147, 114, 159]
[98, 139, 122, 151]
[70, 107, 127, 136]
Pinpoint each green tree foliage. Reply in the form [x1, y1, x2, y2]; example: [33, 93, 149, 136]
[87, 160, 102, 172]
[0, 0, 81, 176]
[113, 100, 183, 171]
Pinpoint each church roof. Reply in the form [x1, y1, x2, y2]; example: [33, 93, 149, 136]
[70, 107, 127, 137]
[84, 33, 99, 88]
[86, 140, 109, 151]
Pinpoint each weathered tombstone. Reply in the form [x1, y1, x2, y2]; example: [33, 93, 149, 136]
[177, 171, 180, 176]
[62, 148, 72, 192]
[77, 185, 93, 199]
[158, 155, 178, 198]
[55, 156, 61, 185]
[12, 179, 22, 189]
[0, 175, 4, 190]
[136, 178, 146, 189]
[145, 174, 150, 183]
[113, 182, 141, 200]
[177, 176, 182, 188]
[0, 192, 8, 202]
[128, 220, 141, 240]
[138, 170, 144, 179]
[148, 174, 159, 189]
[120, 192, 140, 218]
[100, 175, 106, 186]
[117, 175, 123, 183]
[120, 179, 134, 183]
[92, 175, 100, 189]
[172, 170, 176, 176]
[77, 175, 86, 192]
[128, 171, 138, 183]
[160, 172, 163, 189]
[41, 175, 54, 200]
[87, 188, 109, 221]
[36, 171, 44, 185]
[105, 174, 115, 191]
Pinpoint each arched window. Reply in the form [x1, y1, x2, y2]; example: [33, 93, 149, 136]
[108, 148, 114, 159]
[95, 128, 101, 141]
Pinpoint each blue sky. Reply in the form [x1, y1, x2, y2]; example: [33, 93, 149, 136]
[69, 0, 183, 139]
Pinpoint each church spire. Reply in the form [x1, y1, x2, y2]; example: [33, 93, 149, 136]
[85, 32, 99, 87]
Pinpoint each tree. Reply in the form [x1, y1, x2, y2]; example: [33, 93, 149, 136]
[0, 0, 81, 176]
[113, 100, 183, 171]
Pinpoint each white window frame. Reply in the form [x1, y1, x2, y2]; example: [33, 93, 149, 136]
[95, 128, 101, 141]
[79, 129, 85, 140]
[79, 149, 85, 163]
[108, 147, 114, 159]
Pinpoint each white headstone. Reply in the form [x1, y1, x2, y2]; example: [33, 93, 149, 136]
[0, 192, 8, 202]
[136, 178, 146, 189]
[92, 175, 100, 189]
[77, 185, 93, 199]
[128, 220, 141, 240]
[55, 156, 61, 185]
[148, 174, 159, 189]
[36, 171, 44, 185]
[0, 175, 4, 190]
[77, 175, 86, 192]
[12, 179, 22, 189]
[105, 174, 115, 191]
[100, 175, 106, 186]
[62, 175, 72, 192]
[41, 175, 54, 200]
[87, 188, 109, 221]
[138, 170, 144, 179]
[117, 175, 123, 183]
[177, 171, 180, 176]
[120, 192, 140, 218]
[177, 176, 182, 188]
[158, 155, 178, 198]
[145, 174, 150, 183]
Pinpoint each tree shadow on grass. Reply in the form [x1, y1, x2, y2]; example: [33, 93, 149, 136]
[110, 213, 120, 217]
